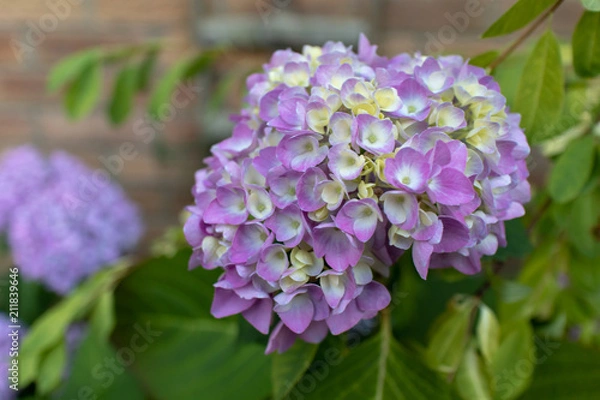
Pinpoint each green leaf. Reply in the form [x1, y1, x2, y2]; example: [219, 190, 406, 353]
[303, 320, 458, 400]
[455, 341, 493, 400]
[514, 29, 564, 143]
[425, 295, 478, 374]
[108, 65, 138, 124]
[470, 51, 500, 68]
[520, 342, 600, 399]
[113, 249, 271, 400]
[47, 49, 102, 92]
[482, 0, 556, 38]
[137, 48, 158, 91]
[90, 291, 116, 340]
[64, 61, 102, 120]
[19, 263, 129, 388]
[566, 189, 600, 258]
[490, 321, 534, 400]
[493, 219, 532, 261]
[36, 340, 67, 396]
[147, 49, 220, 120]
[548, 135, 596, 203]
[573, 11, 600, 78]
[272, 341, 319, 400]
[581, 0, 600, 11]
[476, 304, 500, 364]
[60, 329, 144, 400]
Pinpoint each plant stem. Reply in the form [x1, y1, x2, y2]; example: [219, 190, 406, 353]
[488, 0, 565, 72]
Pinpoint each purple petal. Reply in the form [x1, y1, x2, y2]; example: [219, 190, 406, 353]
[427, 168, 475, 205]
[229, 222, 271, 264]
[211, 288, 256, 318]
[296, 167, 327, 212]
[326, 300, 363, 335]
[384, 147, 431, 193]
[274, 293, 315, 334]
[412, 241, 433, 279]
[242, 298, 273, 334]
[313, 223, 364, 271]
[265, 322, 297, 354]
[356, 281, 391, 311]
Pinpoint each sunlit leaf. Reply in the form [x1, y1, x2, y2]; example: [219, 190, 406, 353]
[470, 50, 499, 68]
[108, 65, 138, 124]
[47, 49, 102, 92]
[455, 341, 493, 400]
[581, 0, 600, 11]
[64, 61, 103, 120]
[476, 304, 500, 364]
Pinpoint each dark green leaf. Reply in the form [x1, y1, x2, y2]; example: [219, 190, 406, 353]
[581, 0, 600, 11]
[108, 65, 138, 124]
[64, 61, 102, 120]
[470, 51, 500, 68]
[566, 190, 600, 258]
[494, 219, 533, 261]
[482, 0, 556, 38]
[520, 342, 600, 399]
[47, 49, 102, 92]
[491, 322, 535, 400]
[114, 249, 271, 400]
[303, 325, 458, 400]
[272, 341, 319, 400]
[573, 11, 600, 78]
[549, 135, 596, 203]
[514, 29, 564, 143]
[147, 49, 220, 120]
[60, 329, 144, 400]
[137, 48, 158, 91]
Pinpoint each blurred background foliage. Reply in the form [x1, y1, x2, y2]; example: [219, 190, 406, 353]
[2, 0, 600, 399]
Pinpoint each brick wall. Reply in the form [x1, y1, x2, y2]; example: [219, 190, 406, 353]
[0, 0, 584, 252]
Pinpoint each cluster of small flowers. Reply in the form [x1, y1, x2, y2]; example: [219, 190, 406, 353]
[184, 35, 530, 353]
[0, 146, 142, 294]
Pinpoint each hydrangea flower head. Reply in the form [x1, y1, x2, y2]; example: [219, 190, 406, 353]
[185, 34, 530, 353]
[0, 146, 143, 294]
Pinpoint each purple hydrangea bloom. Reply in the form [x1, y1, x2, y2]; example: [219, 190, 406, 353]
[0, 146, 143, 294]
[185, 34, 530, 353]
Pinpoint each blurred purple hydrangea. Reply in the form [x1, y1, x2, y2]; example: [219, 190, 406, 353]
[0, 146, 143, 294]
[184, 34, 530, 353]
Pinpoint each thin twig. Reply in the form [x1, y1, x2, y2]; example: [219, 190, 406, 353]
[488, 0, 565, 72]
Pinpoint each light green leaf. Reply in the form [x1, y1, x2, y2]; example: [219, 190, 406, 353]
[548, 135, 596, 203]
[108, 65, 138, 124]
[147, 49, 220, 120]
[573, 11, 600, 78]
[426, 295, 478, 374]
[19, 262, 129, 388]
[470, 50, 499, 68]
[36, 340, 67, 396]
[47, 49, 102, 92]
[498, 281, 532, 304]
[64, 61, 102, 120]
[490, 322, 535, 400]
[581, 0, 600, 11]
[476, 304, 500, 364]
[272, 341, 319, 400]
[482, 0, 556, 38]
[60, 329, 144, 400]
[514, 29, 564, 143]
[303, 320, 458, 400]
[113, 249, 271, 400]
[455, 341, 493, 400]
[90, 291, 116, 340]
[520, 342, 600, 399]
